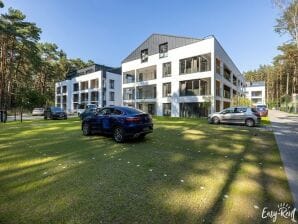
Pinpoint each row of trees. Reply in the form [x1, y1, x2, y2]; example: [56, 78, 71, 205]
[0, 0, 94, 113]
[244, 0, 298, 109]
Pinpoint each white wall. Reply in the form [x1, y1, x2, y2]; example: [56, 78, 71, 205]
[55, 70, 122, 113]
[122, 36, 244, 116]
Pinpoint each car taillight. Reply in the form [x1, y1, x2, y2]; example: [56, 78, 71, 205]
[126, 117, 141, 122]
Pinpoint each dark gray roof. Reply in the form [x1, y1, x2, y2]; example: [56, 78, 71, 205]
[66, 64, 121, 80]
[122, 34, 202, 63]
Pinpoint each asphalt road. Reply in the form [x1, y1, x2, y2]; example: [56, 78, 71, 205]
[269, 110, 298, 208]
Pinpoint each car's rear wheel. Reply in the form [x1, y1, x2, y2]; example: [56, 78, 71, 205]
[245, 118, 255, 127]
[83, 123, 91, 136]
[113, 127, 124, 143]
[212, 116, 220, 124]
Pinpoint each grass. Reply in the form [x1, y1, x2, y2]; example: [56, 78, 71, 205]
[0, 117, 293, 224]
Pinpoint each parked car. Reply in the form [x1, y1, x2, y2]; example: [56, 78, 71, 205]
[77, 104, 97, 117]
[82, 106, 153, 143]
[256, 104, 268, 117]
[44, 107, 67, 120]
[32, 108, 44, 116]
[208, 106, 261, 127]
[79, 108, 97, 120]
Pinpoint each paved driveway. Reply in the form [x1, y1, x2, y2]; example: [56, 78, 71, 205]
[269, 110, 298, 208]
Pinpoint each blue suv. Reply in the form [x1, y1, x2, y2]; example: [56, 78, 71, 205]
[81, 106, 153, 143]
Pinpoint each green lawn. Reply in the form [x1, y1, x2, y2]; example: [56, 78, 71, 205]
[0, 117, 293, 224]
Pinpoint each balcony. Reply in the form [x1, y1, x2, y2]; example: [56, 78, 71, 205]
[136, 85, 156, 100]
[123, 71, 135, 84]
[136, 66, 156, 82]
[123, 88, 135, 100]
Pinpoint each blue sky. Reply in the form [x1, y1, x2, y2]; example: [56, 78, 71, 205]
[3, 0, 290, 72]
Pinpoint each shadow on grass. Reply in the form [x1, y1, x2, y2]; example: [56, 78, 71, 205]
[0, 117, 293, 224]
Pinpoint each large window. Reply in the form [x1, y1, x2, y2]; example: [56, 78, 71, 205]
[223, 65, 231, 81]
[109, 91, 115, 101]
[109, 80, 115, 89]
[62, 86, 67, 93]
[162, 62, 171, 77]
[180, 103, 208, 118]
[159, 43, 168, 58]
[80, 92, 88, 103]
[91, 91, 98, 102]
[180, 78, 210, 96]
[73, 83, 79, 91]
[180, 53, 211, 75]
[136, 65, 156, 82]
[216, 80, 221, 97]
[223, 85, 231, 99]
[73, 94, 79, 102]
[91, 79, 98, 89]
[252, 91, 262, 97]
[56, 87, 61, 94]
[163, 83, 171, 97]
[163, 103, 171, 116]
[233, 75, 237, 86]
[80, 81, 88, 90]
[136, 85, 156, 99]
[216, 58, 221, 74]
[123, 87, 135, 100]
[123, 71, 135, 84]
[141, 49, 148, 63]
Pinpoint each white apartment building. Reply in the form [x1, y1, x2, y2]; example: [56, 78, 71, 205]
[55, 64, 121, 113]
[122, 34, 245, 117]
[244, 81, 266, 105]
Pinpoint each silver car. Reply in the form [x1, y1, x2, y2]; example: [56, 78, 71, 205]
[208, 106, 261, 127]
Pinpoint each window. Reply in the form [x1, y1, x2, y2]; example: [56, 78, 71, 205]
[62, 86, 67, 93]
[109, 91, 115, 101]
[223, 65, 231, 81]
[223, 85, 231, 99]
[180, 103, 208, 118]
[123, 88, 135, 100]
[91, 79, 98, 89]
[163, 103, 171, 116]
[112, 109, 122, 115]
[136, 65, 156, 82]
[252, 91, 262, 97]
[216, 58, 221, 74]
[233, 75, 237, 86]
[123, 71, 135, 84]
[141, 49, 148, 63]
[80, 92, 88, 102]
[159, 43, 168, 58]
[180, 78, 210, 96]
[180, 53, 211, 75]
[162, 62, 171, 77]
[163, 83, 171, 97]
[216, 80, 221, 97]
[57, 96, 61, 103]
[109, 80, 115, 89]
[91, 91, 98, 101]
[80, 81, 88, 90]
[57, 87, 61, 94]
[73, 94, 79, 102]
[73, 83, 79, 91]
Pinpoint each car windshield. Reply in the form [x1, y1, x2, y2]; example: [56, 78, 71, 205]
[52, 107, 63, 112]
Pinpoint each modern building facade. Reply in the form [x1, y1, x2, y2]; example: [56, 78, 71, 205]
[244, 81, 266, 105]
[55, 64, 121, 113]
[121, 34, 245, 117]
